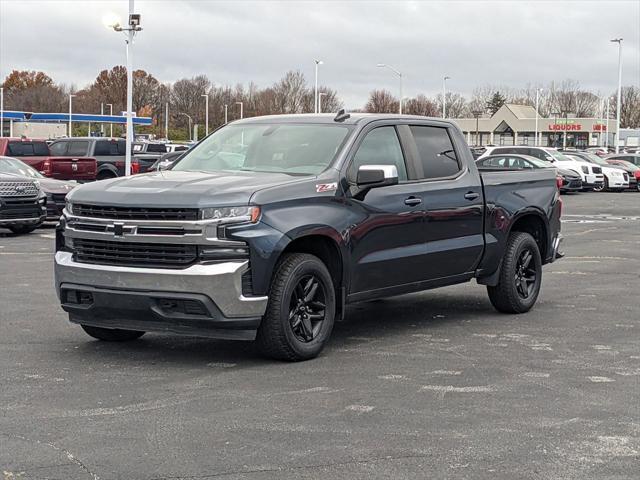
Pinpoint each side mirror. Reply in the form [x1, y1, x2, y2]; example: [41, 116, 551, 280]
[356, 165, 399, 188]
[546, 156, 555, 162]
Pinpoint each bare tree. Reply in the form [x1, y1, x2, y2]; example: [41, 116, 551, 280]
[435, 92, 467, 118]
[404, 94, 438, 117]
[365, 89, 398, 113]
[611, 86, 640, 128]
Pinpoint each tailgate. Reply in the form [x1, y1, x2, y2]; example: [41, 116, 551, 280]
[48, 157, 97, 181]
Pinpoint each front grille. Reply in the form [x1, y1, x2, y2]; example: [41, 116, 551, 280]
[72, 238, 198, 268]
[568, 179, 582, 188]
[0, 181, 39, 197]
[592, 167, 602, 174]
[73, 204, 199, 221]
[0, 199, 41, 219]
[51, 193, 67, 203]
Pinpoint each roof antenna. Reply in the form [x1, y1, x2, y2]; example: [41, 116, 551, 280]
[334, 108, 350, 122]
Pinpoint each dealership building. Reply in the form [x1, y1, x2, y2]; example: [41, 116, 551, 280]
[453, 104, 615, 148]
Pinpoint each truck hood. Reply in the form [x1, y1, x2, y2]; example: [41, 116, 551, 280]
[67, 170, 310, 208]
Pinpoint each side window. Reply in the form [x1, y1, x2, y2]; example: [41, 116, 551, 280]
[529, 148, 549, 161]
[93, 141, 111, 156]
[117, 140, 127, 155]
[49, 142, 68, 156]
[67, 141, 89, 156]
[410, 126, 461, 179]
[492, 148, 510, 155]
[350, 126, 408, 182]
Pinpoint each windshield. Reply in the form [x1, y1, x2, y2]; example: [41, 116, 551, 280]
[546, 150, 573, 162]
[173, 123, 353, 175]
[0, 156, 43, 178]
[581, 153, 609, 166]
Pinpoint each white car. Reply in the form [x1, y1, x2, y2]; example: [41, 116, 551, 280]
[563, 152, 629, 192]
[479, 146, 605, 190]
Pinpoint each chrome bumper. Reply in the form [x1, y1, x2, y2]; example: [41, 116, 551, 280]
[54, 251, 268, 318]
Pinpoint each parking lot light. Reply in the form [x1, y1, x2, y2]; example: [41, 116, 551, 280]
[377, 63, 403, 114]
[610, 38, 623, 154]
[201, 94, 209, 136]
[68, 94, 76, 137]
[105, 1, 143, 176]
[235, 101, 243, 119]
[314, 59, 323, 114]
[318, 92, 326, 113]
[443, 76, 451, 118]
[535, 88, 543, 146]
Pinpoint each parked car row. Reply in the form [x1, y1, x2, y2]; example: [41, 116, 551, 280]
[476, 146, 640, 192]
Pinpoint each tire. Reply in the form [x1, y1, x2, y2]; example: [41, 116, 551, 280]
[593, 180, 605, 192]
[81, 324, 145, 342]
[97, 171, 117, 181]
[256, 253, 336, 361]
[636, 183, 640, 192]
[9, 224, 39, 234]
[487, 232, 542, 314]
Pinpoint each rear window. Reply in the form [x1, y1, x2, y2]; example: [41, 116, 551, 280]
[94, 140, 123, 156]
[410, 126, 461, 179]
[147, 144, 167, 153]
[7, 141, 49, 156]
[67, 141, 89, 156]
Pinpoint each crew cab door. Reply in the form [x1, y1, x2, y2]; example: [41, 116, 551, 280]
[346, 124, 428, 295]
[405, 124, 484, 280]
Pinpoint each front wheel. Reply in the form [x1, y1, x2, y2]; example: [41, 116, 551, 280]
[9, 224, 39, 234]
[487, 232, 542, 314]
[81, 325, 145, 342]
[593, 180, 606, 192]
[256, 253, 336, 361]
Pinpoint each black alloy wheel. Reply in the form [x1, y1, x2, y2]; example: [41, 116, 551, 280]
[288, 275, 327, 342]
[514, 249, 537, 299]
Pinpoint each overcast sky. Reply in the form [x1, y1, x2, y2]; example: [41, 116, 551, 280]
[1, 0, 639, 108]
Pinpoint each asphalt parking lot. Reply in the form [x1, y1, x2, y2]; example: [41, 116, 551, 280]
[1, 192, 639, 480]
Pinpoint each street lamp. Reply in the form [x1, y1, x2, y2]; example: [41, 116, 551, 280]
[550, 111, 560, 147]
[201, 93, 209, 136]
[104, 3, 142, 175]
[224, 104, 228, 124]
[178, 112, 193, 141]
[235, 101, 243, 119]
[318, 92, 327, 114]
[472, 110, 483, 146]
[534, 88, 543, 146]
[611, 38, 623, 153]
[106, 103, 113, 137]
[0, 87, 4, 138]
[605, 97, 612, 149]
[314, 59, 323, 113]
[377, 63, 403, 114]
[442, 76, 451, 118]
[165, 102, 169, 140]
[68, 94, 76, 137]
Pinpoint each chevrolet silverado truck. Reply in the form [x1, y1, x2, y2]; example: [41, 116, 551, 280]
[55, 113, 563, 361]
[1, 173, 46, 234]
[0, 138, 96, 182]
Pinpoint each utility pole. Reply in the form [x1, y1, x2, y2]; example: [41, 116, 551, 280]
[224, 104, 228, 124]
[535, 88, 543, 146]
[68, 94, 76, 137]
[201, 94, 209, 136]
[236, 101, 243, 119]
[165, 102, 169, 140]
[314, 59, 323, 113]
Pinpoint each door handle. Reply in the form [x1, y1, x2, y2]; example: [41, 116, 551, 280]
[404, 196, 422, 206]
[464, 192, 480, 201]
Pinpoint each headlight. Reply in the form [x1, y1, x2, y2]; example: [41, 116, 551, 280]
[581, 166, 588, 174]
[200, 206, 260, 223]
[66, 201, 74, 215]
[33, 180, 40, 189]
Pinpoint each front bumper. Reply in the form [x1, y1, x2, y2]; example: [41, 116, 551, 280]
[54, 251, 268, 340]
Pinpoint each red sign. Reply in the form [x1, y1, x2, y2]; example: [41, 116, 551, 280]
[593, 124, 607, 132]
[549, 123, 582, 131]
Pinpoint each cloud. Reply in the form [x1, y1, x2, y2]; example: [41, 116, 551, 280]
[1, 0, 638, 109]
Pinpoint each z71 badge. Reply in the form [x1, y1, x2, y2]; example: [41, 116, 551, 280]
[315, 183, 337, 193]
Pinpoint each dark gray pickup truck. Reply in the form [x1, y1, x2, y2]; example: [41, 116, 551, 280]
[55, 113, 563, 361]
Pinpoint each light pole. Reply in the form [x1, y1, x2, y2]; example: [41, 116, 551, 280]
[377, 63, 403, 114]
[224, 104, 228, 124]
[534, 88, 543, 146]
[611, 38, 623, 153]
[104, 2, 142, 175]
[68, 94, 76, 137]
[442, 76, 450, 118]
[178, 113, 193, 141]
[235, 101, 243, 119]
[0, 87, 4, 138]
[165, 102, 169, 140]
[605, 97, 611, 149]
[201, 94, 209, 136]
[314, 59, 323, 113]
[318, 92, 327, 113]
[106, 103, 113, 137]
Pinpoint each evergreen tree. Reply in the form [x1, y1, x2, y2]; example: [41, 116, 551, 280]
[486, 91, 506, 115]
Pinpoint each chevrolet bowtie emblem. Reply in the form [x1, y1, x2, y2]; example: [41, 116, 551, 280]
[108, 222, 135, 237]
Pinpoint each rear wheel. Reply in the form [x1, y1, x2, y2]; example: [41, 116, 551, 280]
[97, 171, 117, 181]
[487, 232, 542, 314]
[81, 325, 145, 342]
[9, 224, 39, 234]
[256, 253, 335, 361]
